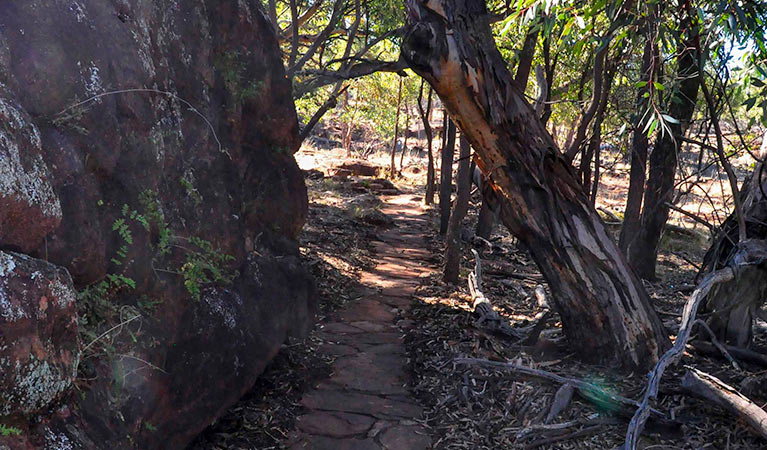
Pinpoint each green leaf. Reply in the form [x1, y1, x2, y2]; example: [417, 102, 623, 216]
[642, 117, 656, 135]
[562, 18, 573, 37]
[653, 82, 665, 91]
[647, 119, 658, 137]
[499, 16, 515, 36]
[661, 114, 680, 124]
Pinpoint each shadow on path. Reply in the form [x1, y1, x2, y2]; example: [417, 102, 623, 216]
[286, 194, 435, 450]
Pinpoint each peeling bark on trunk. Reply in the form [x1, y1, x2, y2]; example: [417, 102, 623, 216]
[627, 0, 701, 280]
[403, 0, 669, 369]
[439, 120, 457, 234]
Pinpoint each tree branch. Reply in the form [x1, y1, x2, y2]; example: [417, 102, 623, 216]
[623, 267, 735, 450]
[279, 0, 326, 43]
[287, 0, 346, 77]
[295, 57, 408, 97]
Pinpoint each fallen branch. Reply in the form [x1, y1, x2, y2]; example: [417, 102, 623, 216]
[516, 412, 605, 439]
[688, 341, 767, 367]
[545, 382, 575, 424]
[468, 249, 524, 339]
[524, 423, 610, 449]
[488, 271, 544, 282]
[520, 311, 554, 346]
[664, 202, 717, 232]
[692, 319, 741, 371]
[454, 357, 668, 420]
[623, 267, 735, 450]
[681, 367, 767, 440]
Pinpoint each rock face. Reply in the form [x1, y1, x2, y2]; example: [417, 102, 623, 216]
[0, 92, 62, 253]
[0, 1, 314, 448]
[0, 252, 79, 416]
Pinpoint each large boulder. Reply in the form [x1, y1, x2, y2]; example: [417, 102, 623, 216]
[0, 92, 62, 253]
[0, 0, 315, 448]
[0, 252, 79, 416]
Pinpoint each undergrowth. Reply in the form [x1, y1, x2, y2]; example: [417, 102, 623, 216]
[77, 189, 237, 382]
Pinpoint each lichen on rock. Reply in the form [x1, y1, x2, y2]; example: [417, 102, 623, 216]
[0, 252, 79, 416]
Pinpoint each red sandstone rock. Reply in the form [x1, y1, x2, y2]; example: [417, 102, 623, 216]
[0, 252, 78, 416]
[0, 0, 315, 448]
[0, 91, 62, 253]
[334, 160, 381, 177]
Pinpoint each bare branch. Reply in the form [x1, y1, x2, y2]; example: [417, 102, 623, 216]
[682, 368, 767, 440]
[454, 357, 668, 420]
[287, 0, 300, 69]
[287, 0, 346, 77]
[295, 57, 408, 97]
[664, 202, 717, 232]
[700, 80, 747, 242]
[279, 0, 326, 43]
[623, 267, 735, 450]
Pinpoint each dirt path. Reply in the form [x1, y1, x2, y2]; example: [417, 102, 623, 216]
[286, 194, 434, 450]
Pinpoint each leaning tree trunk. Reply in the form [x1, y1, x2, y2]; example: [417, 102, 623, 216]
[627, 0, 701, 280]
[444, 135, 472, 283]
[403, 0, 669, 369]
[439, 120, 457, 234]
[699, 140, 767, 347]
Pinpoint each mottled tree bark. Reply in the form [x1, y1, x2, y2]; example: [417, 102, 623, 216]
[439, 120, 457, 234]
[475, 14, 539, 239]
[403, 0, 669, 369]
[444, 135, 472, 283]
[628, 0, 701, 280]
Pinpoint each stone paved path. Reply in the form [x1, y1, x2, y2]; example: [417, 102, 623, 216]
[286, 194, 434, 450]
